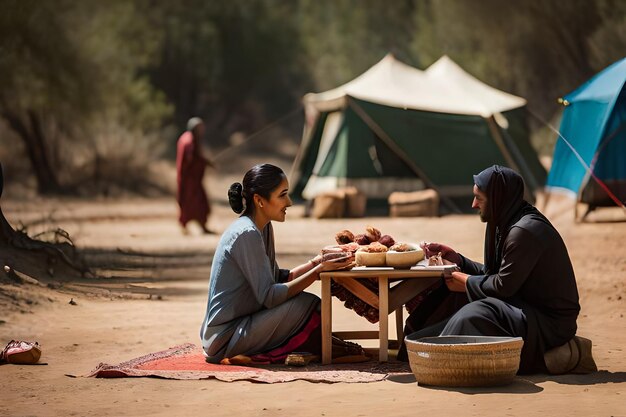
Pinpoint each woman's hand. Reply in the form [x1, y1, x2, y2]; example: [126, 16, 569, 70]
[420, 242, 462, 265]
[319, 254, 355, 272]
[309, 254, 323, 267]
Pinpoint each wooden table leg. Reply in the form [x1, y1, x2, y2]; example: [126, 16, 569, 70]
[395, 308, 404, 348]
[321, 274, 332, 365]
[378, 276, 389, 362]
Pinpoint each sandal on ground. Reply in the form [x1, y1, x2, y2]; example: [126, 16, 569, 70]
[331, 337, 370, 364]
[0, 340, 42, 364]
[285, 352, 319, 366]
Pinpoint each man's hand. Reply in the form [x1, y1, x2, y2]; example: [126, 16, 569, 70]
[444, 270, 468, 293]
[421, 242, 462, 265]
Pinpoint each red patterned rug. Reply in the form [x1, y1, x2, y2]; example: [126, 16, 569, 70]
[78, 343, 412, 383]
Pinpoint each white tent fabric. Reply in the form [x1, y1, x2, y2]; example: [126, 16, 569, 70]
[303, 54, 526, 117]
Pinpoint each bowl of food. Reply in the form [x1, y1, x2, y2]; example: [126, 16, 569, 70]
[405, 335, 524, 387]
[355, 242, 388, 267]
[385, 243, 424, 269]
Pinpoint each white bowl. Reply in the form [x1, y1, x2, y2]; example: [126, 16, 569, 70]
[355, 251, 386, 267]
[386, 247, 424, 268]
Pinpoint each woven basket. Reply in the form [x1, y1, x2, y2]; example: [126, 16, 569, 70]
[406, 335, 524, 387]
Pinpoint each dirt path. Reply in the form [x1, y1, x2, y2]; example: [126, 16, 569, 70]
[1, 194, 625, 417]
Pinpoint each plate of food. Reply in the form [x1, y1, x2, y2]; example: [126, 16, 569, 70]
[412, 252, 458, 270]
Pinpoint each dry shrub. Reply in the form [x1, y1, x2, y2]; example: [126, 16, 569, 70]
[68, 125, 171, 196]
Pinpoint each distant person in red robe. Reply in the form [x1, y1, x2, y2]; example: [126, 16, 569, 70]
[176, 117, 214, 234]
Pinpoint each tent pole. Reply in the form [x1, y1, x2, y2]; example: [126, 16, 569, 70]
[499, 116, 541, 194]
[575, 122, 626, 219]
[347, 97, 462, 214]
[485, 116, 534, 203]
[289, 106, 319, 191]
[588, 122, 626, 171]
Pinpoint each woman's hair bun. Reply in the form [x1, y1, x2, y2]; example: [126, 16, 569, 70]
[228, 182, 244, 214]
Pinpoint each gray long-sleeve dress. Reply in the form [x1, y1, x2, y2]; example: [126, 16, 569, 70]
[200, 215, 319, 362]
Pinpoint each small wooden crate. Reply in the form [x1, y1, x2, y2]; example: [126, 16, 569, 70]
[344, 187, 366, 217]
[311, 190, 346, 218]
[388, 189, 439, 217]
[311, 187, 366, 218]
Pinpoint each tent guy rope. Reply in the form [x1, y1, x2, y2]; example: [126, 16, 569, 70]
[211, 105, 303, 160]
[529, 110, 626, 212]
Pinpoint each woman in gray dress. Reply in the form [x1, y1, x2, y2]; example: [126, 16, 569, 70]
[200, 164, 356, 363]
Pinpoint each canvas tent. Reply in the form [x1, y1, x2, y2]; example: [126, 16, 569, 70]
[290, 54, 547, 212]
[546, 57, 626, 212]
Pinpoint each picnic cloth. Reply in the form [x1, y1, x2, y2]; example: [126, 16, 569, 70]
[76, 343, 412, 384]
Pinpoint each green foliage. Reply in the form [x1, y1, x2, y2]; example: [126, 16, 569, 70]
[297, 0, 419, 90]
[79, 1, 172, 133]
[410, 0, 625, 154]
[0, 0, 94, 120]
[589, 0, 626, 67]
[146, 0, 310, 140]
[0, 0, 172, 193]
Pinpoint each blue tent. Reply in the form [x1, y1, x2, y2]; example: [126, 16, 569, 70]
[546, 57, 626, 209]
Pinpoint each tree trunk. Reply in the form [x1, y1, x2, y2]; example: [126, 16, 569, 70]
[1, 109, 61, 194]
[0, 206, 15, 245]
[0, 161, 17, 244]
[0, 161, 89, 278]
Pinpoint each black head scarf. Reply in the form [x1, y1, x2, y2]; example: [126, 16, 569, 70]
[474, 165, 545, 274]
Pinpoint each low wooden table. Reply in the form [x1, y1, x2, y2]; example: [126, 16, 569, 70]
[319, 266, 456, 364]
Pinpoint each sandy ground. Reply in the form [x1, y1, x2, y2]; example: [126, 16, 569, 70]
[1, 174, 625, 417]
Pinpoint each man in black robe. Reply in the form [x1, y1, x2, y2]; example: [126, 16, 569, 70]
[398, 165, 596, 374]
